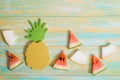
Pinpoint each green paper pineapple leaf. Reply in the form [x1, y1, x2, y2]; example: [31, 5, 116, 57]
[25, 18, 48, 42]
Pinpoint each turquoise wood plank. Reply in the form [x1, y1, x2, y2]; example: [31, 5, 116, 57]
[0, 31, 120, 47]
[0, 17, 119, 47]
[0, 0, 120, 16]
[0, 47, 120, 76]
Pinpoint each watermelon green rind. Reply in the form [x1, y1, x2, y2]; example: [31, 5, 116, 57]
[69, 43, 82, 49]
[53, 64, 68, 70]
[10, 60, 23, 71]
[70, 50, 89, 65]
[70, 59, 87, 66]
[92, 66, 106, 76]
[70, 57, 88, 66]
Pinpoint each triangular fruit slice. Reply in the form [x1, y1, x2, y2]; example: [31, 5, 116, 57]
[70, 50, 89, 65]
[102, 44, 118, 59]
[53, 50, 68, 70]
[2, 30, 17, 46]
[91, 55, 106, 75]
[8, 51, 23, 70]
[68, 31, 81, 49]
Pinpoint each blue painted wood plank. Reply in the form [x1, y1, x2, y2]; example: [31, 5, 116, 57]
[0, 47, 120, 76]
[0, 31, 120, 47]
[0, 0, 120, 16]
[0, 17, 120, 30]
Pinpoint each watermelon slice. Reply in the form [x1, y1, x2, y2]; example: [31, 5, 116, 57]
[53, 50, 68, 70]
[102, 44, 118, 59]
[91, 55, 106, 75]
[68, 31, 81, 49]
[8, 51, 23, 70]
[70, 50, 89, 65]
[2, 30, 17, 46]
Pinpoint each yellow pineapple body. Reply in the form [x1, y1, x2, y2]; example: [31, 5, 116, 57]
[25, 18, 50, 70]
[25, 42, 50, 70]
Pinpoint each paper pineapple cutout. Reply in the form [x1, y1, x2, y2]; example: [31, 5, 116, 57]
[25, 18, 50, 70]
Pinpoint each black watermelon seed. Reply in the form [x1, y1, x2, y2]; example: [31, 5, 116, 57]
[59, 57, 62, 60]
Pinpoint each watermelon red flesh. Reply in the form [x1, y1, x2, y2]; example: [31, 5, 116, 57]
[54, 51, 67, 70]
[92, 55, 106, 75]
[8, 52, 23, 70]
[69, 31, 81, 48]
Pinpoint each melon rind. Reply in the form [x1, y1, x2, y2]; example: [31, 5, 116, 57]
[10, 60, 23, 71]
[53, 64, 68, 70]
[70, 50, 89, 65]
[2, 30, 17, 46]
[69, 42, 81, 49]
[102, 44, 118, 59]
[92, 66, 106, 75]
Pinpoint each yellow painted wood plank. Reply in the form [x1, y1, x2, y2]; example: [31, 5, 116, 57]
[0, 17, 120, 31]
[0, 0, 120, 16]
[1, 76, 120, 80]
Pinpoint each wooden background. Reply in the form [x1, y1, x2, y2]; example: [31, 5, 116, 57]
[0, 0, 120, 79]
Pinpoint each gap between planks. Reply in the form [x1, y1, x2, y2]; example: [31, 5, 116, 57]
[1, 28, 120, 33]
[0, 16, 120, 17]
[1, 46, 120, 49]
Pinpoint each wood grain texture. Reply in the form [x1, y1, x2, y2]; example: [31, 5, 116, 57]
[0, 47, 120, 76]
[0, 30, 120, 47]
[0, 0, 120, 79]
[0, 0, 120, 16]
[1, 76, 120, 80]
[0, 17, 120, 30]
